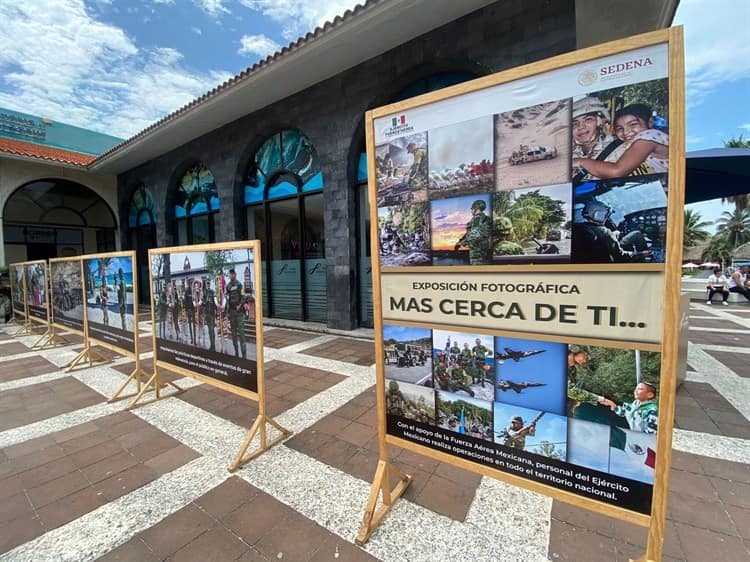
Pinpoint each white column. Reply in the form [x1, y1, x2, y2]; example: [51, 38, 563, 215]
[0, 215, 5, 267]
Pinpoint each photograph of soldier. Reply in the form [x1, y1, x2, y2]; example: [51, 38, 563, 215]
[493, 402, 568, 460]
[427, 116, 494, 200]
[572, 175, 667, 263]
[491, 184, 572, 263]
[385, 379, 435, 424]
[436, 391, 493, 442]
[84, 256, 135, 332]
[494, 337, 567, 415]
[430, 193, 492, 265]
[377, 203, 431, 267]
[495, 99, 571, 191]
[152, 250, 256, 353]
[432, 330, 495, 402]
[375, 132, 428, 207]
[383, 325, 432, 386]
[11, 264, 24, 314]
[25, 262, 48, 321]
[50, 260, 84, 331]
[571, 79, 669, 185]
[566, 344, 661, 435]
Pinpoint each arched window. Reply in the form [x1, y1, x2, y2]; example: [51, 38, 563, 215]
[244, 129, 325, 322]
[355, 71, 480, 327]
[127, 185, 157, 303]
[174, 162, 219, 244]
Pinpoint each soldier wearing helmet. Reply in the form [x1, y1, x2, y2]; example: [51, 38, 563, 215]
[501, 415, 536, 449]
[455, 199, 492, 264]
[406, 141, 428, 189]
[572, 96, 614, 160]
[573, 200, 651, 263]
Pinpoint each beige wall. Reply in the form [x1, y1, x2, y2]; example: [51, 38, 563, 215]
[0, 155, 118, 267]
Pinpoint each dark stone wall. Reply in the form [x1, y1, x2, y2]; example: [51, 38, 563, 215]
[118, 0, 576, 330]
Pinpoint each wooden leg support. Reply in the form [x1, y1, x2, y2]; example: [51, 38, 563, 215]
[126, 372, 183, 410]
[13, 322, 34, 336]
[32, 328, 70, 349]
[355, 460, 412, 546]
[227, 415, 293, 472]
[65, 345, 111, 372]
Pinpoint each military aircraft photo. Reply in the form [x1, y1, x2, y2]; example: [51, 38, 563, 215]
[495, 347, 547, 363]
[497, 379, 547, 394]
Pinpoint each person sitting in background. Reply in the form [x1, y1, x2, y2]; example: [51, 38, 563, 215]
[728, 265, 750, 302]
[706, 268, 729, 305]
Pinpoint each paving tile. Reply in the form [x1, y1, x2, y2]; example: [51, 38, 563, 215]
[27, 470, 89, 508]
[710, 477, 750, 509]
[255, 513, 328, 562]
[140, 504, 216, 558]
[17, 455, 78, 489]
[0, 492, 33, 524]
[37, 486, 107, 530]
[194, 476, 259, 520]
[96, 537, 161, 561]
[145, 444, 201, 475]
[170, 525, 248, 562]
[666, 492, 737, 535]
[95, 464, 159, 501]
[548, 519, 618, 562]
[308, 534, 379, 562]
[81, 450, 139, 484]
[674, 522, 750, 562]
[0, 513, 45, 555]
[221, 493, 295, 546]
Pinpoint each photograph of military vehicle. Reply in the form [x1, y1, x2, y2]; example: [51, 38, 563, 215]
[495, 99, 571, 190]
[383, 325, 432, 386]
[508, 144, 558, 165]
[375, 132, 428, 207]
[491, 184, 572, 264]
[427, 116, 494, 200]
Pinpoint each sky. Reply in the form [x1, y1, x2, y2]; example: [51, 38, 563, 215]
[0, 1, 745, 226]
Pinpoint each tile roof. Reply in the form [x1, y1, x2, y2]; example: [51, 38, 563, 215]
[0, 137, 95, 166]
[94, 0, 376, 163]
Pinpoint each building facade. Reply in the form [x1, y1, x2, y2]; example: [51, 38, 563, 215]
[2, 0, 678, 331]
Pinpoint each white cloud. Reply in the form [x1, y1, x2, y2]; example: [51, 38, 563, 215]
[0, 0, 232, 139]
[740, 123, 750, 131]
[193, 0, 229, 17]
[237, 34, 280, 58]
[191, 26, 203, 35]
[239, 0, 360, 41]
[674, 0, 750, 105]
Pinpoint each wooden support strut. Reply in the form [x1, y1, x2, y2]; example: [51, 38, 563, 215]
[32, 325, 70, 349]
[13, 320, 34, 337]
[64, 344, 111, 372]
[227, 414, 292, 472]
[124, 363, 184, 410]
[356, 460, 412, 546]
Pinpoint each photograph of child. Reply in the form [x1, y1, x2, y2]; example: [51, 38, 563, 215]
[433, 330, 495, 402]
[572, 175, 667, 264]
[495, 99, 571, 191]
[428, 116, 494, 200]
[494, 337, 568, 416]
[566, 345, 660, 435]
[431, 193, 492, 265]
[492, 184, 572, 263]
[386, 379, 435, 425]
[571, 78, 669, 185]
[378, 203, 431, 267]
[383, 325, 432, 387]
[376, 132, 428, 207]
[436, 390, 493, 442]
[493, 402, 567, 460]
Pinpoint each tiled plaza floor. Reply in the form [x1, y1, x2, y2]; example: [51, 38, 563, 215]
[0, 301, 748, 561]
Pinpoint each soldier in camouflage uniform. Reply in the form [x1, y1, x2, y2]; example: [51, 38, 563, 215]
[202, 280, 217, 352]
[501, 416, 536, 450]
[493, 215, 525, 256]
[226, 269, 247, 359]
[472, 338, 491, 387]
[448, 341, 462, 364]
[386, 380, 406, 416]
[406, 142, 428, 190]
[449, 362, 475, 397]
[455, 200, 492, 264]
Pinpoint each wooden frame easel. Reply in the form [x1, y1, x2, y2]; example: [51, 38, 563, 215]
[8, 262, 33, 335]
[357, 28, 685, 562]
[148, 241, 291, 471]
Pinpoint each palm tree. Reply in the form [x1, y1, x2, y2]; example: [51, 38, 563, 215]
[716, 208, 750, 248]
[724, 134, 750, 148]
[701, 236, 732, 265]
[720, 136, 750, 212]
[683, 209, 712, 250]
